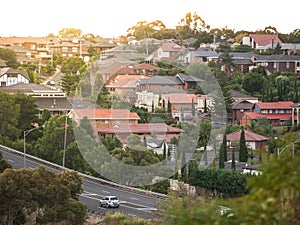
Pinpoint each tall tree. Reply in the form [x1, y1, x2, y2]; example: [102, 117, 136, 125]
[219, 134, 226, 169]
[239, 127, 248, 162]
[219, 51, 235, 79]
[231, 148, 236, 170]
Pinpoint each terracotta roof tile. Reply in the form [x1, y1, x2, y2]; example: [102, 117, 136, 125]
[226, 129, 269, 142]
[72, 108, 140, 120]
[99, 123, 183, 134]
[255, 101, 293, 109]
[244, 112, 292, 121]
[250, 34, 283, 46]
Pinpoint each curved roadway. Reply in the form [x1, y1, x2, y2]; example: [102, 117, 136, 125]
[0, 147, 166, 219]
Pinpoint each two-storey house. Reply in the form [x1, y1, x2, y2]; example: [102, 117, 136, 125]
[240, 101, 293, 127]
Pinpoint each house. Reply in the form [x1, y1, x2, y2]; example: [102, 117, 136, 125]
[240, 101, 293, 127]
[161, 93, 198, 121]
[69, 108, 140, 135]
[231, 52, 255, 73]
[241, 34, 283, 50]
[136, 73, 202, 92]
[231, 100, 254, 125]
[136, 86, 186, 111]
[224, 129, 269, 150]
[0, 83, 72, 116]
[230, 90, 259, 103]
[0, 68, 30, 86]
[136, 76, 184, 92]
[197, 95, 214, 113]
[0, 37, 51, 64]
[146, 137, 167, 155]
[253, 54, 300, 74]
[147, 42, 186, 63]
[100, 44, 148, 61]
[96, 57, 136, 82]
[183, 48, 218, 65]
[98, 123, 183, 146]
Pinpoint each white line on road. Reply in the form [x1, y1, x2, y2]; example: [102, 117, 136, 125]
[103, 190, 110, 194]
[7, 159, 14, 163]
[130, 197, 139, 201]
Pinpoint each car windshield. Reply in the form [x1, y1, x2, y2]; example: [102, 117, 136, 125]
[111, 197, 118, 200]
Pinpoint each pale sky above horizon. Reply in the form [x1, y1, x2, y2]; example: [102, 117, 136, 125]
[1, 0, 299, 38]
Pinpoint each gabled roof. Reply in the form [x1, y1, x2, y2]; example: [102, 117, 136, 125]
[0, 68, 30, 80]
[99, 123, 183, 134]
[137, 76, 183, 85]
[254, 54, 300, 62]
[152, 86, 186, 94]
[250, 34, 283, 46]
[106, 75, 142, 88]
[160, 43, 185, 52]
[244, 112, 292, 121]
[192, 49, 218, 57]
[35, 97, 72, 110]
[230, 90, 257, 100]
[0, 37, 48, 45]
[162, 93, 197, 104]
[255, 101, 293, 110]
[176, 73, 203, 82]
[134, 63, 160, 70]
[226, 129, 269, 142]
[0, 82, 58, 93]
[232, 100, 254, 110]
[71, 108, 140, 120]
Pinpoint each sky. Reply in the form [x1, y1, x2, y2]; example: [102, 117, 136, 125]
[1, 0, 299, 38]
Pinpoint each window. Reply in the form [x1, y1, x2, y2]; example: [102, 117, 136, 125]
[286, 62, 290, 68]
[102, 120, 108, 124]
[30, 44, 36, 50]
[273, 63, 277, 69]
[62, 47, 68, 52]
[72, 47, 78, 53]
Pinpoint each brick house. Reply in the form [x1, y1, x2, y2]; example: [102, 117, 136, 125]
[98, 123, 183, 146]
[253, 54, 300, 74]
[240, 101, 293, 127]
[69, 108, 140, 135]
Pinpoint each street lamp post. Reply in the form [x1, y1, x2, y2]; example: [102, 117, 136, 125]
[23, 125, 44, 168]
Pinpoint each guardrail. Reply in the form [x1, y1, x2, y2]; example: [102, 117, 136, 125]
[0, 144, 168, 200]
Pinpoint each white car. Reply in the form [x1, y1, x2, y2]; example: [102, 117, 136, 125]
[99, 196, 120, 208]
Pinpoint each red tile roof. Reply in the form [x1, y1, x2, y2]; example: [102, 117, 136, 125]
[162, 93, 197, 104]
[160, 43, 185, 52]
[226, 129, 269, 142]
[134, 63, 160, 70]
[244, 112, 292, 121]
[72, 109, 140, 120]
[250, 34, 283, 46]
[0, 37, 48, 44]
[106, 75, 142, 88]
[99, 123, 183, 134]
[114, 66, 137, 75]
[255, 101, 293, 109]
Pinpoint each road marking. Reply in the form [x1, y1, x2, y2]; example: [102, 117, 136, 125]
[103, 190, 110, 194]
[130, 197, 139, 200]
[7, 159, 14, 163]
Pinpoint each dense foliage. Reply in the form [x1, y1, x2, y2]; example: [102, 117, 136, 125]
[0, 167, 87, 225]
[188, 168, 252, 197]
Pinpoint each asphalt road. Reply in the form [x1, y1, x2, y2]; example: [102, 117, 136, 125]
[0, 148, 165, 219]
